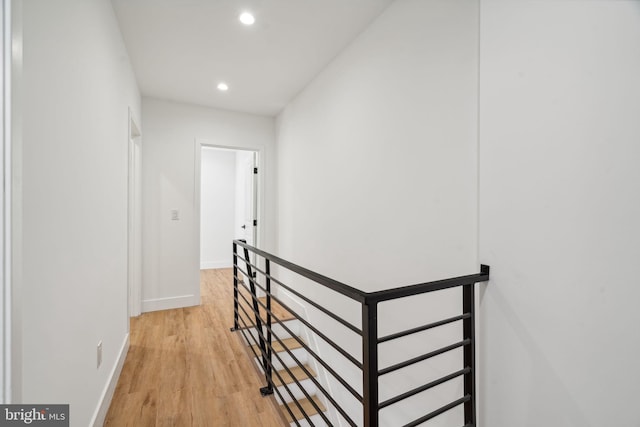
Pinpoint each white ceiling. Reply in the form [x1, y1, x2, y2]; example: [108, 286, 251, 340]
[112, 0, 394, 116]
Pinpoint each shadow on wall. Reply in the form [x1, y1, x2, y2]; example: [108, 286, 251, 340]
[480, 284, 593, 427]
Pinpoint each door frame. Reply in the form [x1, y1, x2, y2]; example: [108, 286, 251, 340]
[1, 0, 9, 403]
[127, 110, 142, 318]
[194, 139, 263, 273]
[2, 0, 21, 403]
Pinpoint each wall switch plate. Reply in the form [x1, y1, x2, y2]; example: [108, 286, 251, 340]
[97, 341, 103, 368]
[171, 209, 179, 220]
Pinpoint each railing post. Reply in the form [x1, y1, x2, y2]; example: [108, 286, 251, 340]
[241, 244, 272, 396]
[260, 259, 274, 396]
[463, 283, 476, 425]
[231, 241, 239, 331]
[362, 298, 379, 427]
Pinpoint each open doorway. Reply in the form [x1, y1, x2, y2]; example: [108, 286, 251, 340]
[197, 145, 259, 275]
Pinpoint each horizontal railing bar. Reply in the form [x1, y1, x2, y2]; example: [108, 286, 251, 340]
[271, 384, 303, 427]
[269, 274, 362, 334]
[263, 336, 358, 427]
[235, 304, 267, 363]
[234, 262, 364, 424]
[379, 339, 471, 376]
[403, 395, 471, 427]
[235, 314, 319, 427]
[255, 344, 354, 426]
[235, 309, 312, 427]
[266, 272, 363, 334]
[379, 367, 471, 409]
[267, 347, 332, 426]
[235, 313, 270, 372]
[237, 294, 359, 427]
[235, 283, 364, 409]
[236, 300, 361, 427]
[235, 333, 303, 427]
[366, 265, 490, 303]
[235, 270, 363, 369]
[236, 301, 329, 426]
[235, 239, 367, 302]
[237, 258, 362, 335]
[378, 313, 471, 343]
[236, 285, 365, 407]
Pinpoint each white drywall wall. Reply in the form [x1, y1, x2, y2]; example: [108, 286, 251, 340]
[200, 148, 236, 269]
[21, 0, 140, 425]
[276, 0, 479, 425]
[478, 1, 640, 426]
[141, 97, 276, 312]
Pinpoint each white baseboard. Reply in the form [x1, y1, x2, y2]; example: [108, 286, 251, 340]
[90, 333, 129, 427]
[142, 294, 200, 313]
[200, 260, 232, 269]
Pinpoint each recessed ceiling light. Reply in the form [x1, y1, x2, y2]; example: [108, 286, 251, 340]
[217, 82, 229, 91]
[239, 12, 255, 26]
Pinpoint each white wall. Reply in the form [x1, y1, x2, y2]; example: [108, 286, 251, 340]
[141, 97, 276, 312]
[478, 1, 640, 426]
[200, 148, 236, 269]
[21, 0, 140, 425]
[277, 0, 479, 289]
[276, 0, 479, 425]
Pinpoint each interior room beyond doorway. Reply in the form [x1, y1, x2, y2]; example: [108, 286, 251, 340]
[199, 146, 258, 270]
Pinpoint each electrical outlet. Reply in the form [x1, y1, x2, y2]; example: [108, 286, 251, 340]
[97, 341, 103, 369]
[171, 209, 179, 220]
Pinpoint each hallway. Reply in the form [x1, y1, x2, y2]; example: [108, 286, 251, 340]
[105, 269, 285, 426]
[9, 1, 640, 425]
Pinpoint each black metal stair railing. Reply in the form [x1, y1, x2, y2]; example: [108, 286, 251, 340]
[231, 239, 490, 427]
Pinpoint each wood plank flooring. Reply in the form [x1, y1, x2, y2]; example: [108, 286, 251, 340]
[104, 269, 287, 427]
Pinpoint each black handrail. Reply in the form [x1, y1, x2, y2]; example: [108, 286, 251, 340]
[237, 259, 363, 369]
[232, 239, 490, 427]
[234, 241, 367, 302]
[245, 259, 362, 334]
[367, 264, 490, 302]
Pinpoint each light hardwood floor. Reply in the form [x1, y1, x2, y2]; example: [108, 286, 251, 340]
[104, 269, 287, 427]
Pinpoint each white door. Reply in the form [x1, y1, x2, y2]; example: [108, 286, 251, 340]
[242, 152, 257, 247]
[237, 151, 257, 285]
